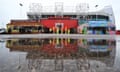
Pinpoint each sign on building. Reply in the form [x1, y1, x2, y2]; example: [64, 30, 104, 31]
[88, 21, 108, 27]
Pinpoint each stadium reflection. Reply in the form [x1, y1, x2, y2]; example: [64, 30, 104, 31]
[4, 38, 116, 72]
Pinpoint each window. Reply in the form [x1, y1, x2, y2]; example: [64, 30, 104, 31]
[13, 26, 18, 30]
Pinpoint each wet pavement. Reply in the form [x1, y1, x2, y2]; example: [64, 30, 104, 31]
[0, 38, 120, 72]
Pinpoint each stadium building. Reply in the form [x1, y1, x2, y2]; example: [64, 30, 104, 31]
[7, 3, 115, 34]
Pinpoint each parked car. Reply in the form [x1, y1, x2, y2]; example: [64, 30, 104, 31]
[116, 30, 120, 35]
[0, 28, 6, 34]
[0, 39, 5, 42]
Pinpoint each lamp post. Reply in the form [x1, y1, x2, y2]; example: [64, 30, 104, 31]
[95, 4, 99, 59]
[19, 3, 23, 18]
[95, 5, 98, 21]
[94, 5, 98, 34]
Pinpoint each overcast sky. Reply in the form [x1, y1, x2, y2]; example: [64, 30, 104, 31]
[0, 0, 120, 29]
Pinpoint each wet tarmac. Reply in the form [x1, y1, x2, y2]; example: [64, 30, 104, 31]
[0, 38, 120, 72]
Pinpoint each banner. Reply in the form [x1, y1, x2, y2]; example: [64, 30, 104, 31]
[88, 21, 108, 27]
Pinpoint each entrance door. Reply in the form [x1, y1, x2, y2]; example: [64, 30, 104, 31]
[55, 23, 64, 33]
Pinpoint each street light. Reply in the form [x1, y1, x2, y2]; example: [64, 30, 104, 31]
[95, 4, 99, 57]
[19, 3, 23, 18]
[19, 3, 23, 6]
[95, 5, 98, 21]
[94, 5, 99, 34]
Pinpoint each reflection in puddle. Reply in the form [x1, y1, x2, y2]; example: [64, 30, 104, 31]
[0, 38, 117, 72]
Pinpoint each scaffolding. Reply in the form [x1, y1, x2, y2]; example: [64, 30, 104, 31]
[55, 2, 64, 16]
[76, 3, 89, 14]
[29, 3, 42, 20]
